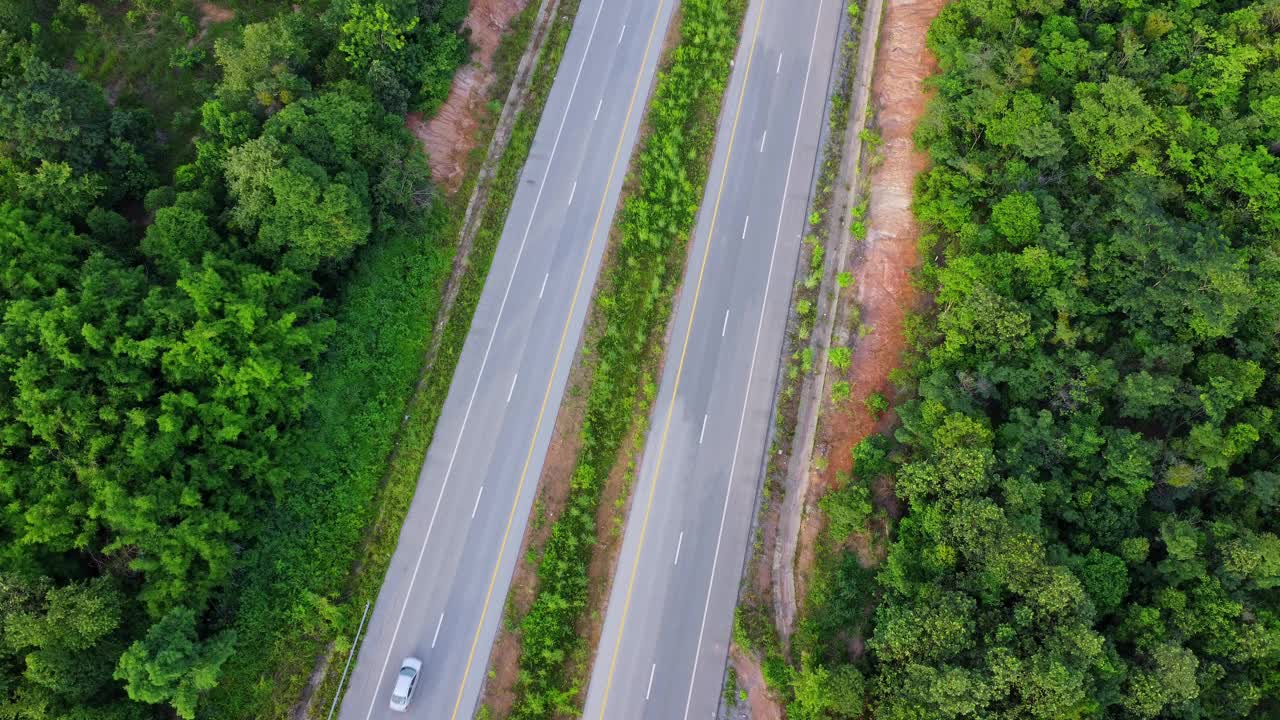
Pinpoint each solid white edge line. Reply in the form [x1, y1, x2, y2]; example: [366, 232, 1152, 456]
[507, 374, 519, 403]
[680, 1, 827, 718]
[360, 2, 611, 717]
[327, 601, 372, 720]
[673, 531, 684, 566]
[471, 486, 485, 518]
[432, 613, 445, 648]
[646, 663, 657, 700]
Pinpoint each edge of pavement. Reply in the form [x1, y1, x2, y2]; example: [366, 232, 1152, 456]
[771, 0, 887, 646]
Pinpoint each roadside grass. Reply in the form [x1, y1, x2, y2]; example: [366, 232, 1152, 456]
[793, 489, 880, 665]
[201, 1, 587, 716]
[506, 0, 748, 715]
[491, 0, 542, 101]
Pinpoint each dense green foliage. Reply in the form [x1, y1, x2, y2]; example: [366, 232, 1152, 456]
[804, 0, 1280, 718]
[200, 204, 456, 718]
[0, 1, 471, 717]
[507, 0, 745, 715]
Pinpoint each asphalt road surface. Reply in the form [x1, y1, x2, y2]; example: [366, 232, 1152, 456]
[335, 0, 675, 717]
[580, 0, 843, 717]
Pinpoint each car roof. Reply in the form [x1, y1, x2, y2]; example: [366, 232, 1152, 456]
[393, 672, 413, 695]
[393, 657, 421, 696]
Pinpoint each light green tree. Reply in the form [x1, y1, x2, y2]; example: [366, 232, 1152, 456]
[215, 15, 311, 109]
[339, 1, 419, 74]
[989, 191, 1041, 245]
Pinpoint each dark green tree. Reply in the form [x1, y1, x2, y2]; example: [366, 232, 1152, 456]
[114, 607, 235, 720]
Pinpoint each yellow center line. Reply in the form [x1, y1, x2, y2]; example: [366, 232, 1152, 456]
[594, 0, 766, 715]
[448, 0, 669, 716]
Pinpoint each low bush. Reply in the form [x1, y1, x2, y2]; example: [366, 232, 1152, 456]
[829, 346, 852, 372]
[831, 380, 852, 404]
[862, 391, 887, 419]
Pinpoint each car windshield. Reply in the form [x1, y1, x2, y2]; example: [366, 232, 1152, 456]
[399, 667, 415, 678]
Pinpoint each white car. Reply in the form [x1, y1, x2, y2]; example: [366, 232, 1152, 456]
[388, 657, 422, 712]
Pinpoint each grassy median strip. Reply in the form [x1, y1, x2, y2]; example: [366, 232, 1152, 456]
[507, 0, 747, 716]
[202, 3, 585, 717]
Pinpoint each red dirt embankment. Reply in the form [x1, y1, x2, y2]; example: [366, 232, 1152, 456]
[407, 0, 529, 191]
[794, 0, 945, 610]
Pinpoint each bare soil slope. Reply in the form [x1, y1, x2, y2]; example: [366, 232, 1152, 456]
[409, 0, 530, 190]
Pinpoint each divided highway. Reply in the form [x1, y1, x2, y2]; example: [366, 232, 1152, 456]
[582, 0, 843, 717]
[336, 0, 675, 717]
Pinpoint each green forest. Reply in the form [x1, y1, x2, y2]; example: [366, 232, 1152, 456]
[0, 0, 471, 717]
[793, 0, 1280, 718]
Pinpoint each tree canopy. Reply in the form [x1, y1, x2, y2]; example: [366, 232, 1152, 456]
[828, 1, 1280, 718]
[0, 0, 470, 716]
